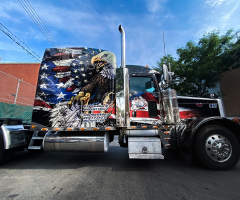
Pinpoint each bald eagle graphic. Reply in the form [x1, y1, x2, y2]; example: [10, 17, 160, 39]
[49, 51, 117, 128]
[68, 51, 116, 107]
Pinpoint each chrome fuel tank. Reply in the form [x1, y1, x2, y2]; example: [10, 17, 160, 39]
[43, 131, 109, 152]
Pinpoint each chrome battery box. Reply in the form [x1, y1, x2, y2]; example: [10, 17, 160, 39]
[128, 137, 164, 159]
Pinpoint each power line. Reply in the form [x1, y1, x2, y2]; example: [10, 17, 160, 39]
[18, 0, 58, 47]
[18, 0, 55, 47]
[0, 23, 41, 62]
[25, 0, 60, 47]
[0, 23, 41, 60]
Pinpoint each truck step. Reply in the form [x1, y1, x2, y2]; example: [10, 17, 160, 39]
[28, 131, 44, 150]
[28, 146, 42, 150]
[129, 153, 164, 159]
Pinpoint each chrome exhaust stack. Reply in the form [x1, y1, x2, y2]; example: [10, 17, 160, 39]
[43, 132, 109, 152]
[118, 25, 130, 127]
[118, 25, 126, 68]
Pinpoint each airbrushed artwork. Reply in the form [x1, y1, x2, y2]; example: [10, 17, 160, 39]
[32, 48, 117, 128]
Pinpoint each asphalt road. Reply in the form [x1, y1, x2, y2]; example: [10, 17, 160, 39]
[0, 137, 240, 200]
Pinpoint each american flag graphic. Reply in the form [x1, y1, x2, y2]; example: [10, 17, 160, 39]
[32, 47, 116, 128]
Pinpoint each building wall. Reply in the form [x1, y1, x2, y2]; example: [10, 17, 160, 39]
[0, 63, 40, 86]
[0, 63, 40, 106]
[220, 68, 240, 117]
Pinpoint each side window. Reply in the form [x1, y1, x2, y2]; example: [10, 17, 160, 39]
[130, 77, 155, 92]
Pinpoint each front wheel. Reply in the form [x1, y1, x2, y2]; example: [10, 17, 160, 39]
[195, 125, 240, 170]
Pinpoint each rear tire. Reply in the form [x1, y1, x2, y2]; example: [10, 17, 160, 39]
[0, 131, 15, 164]
[195, 125, 240, 170]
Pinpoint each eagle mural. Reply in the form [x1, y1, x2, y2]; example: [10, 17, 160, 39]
[68, 51, 117, 108]
[32, 48, 117, 128]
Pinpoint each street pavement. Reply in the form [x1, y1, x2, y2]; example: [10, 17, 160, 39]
[0, 136, 240, 200]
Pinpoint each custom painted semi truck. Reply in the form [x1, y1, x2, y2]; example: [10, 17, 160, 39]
[1, 25, 240, 170]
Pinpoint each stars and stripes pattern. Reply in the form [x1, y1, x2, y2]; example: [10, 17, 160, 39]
[34, 47, 105, 107]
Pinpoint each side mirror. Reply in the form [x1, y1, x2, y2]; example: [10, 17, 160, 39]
[163, 64, 169, 84]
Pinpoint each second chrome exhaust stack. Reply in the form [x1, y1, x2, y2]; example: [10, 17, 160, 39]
[118, 25, 126, 68]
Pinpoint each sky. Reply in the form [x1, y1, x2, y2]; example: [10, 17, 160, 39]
[0, 0, 239, 68]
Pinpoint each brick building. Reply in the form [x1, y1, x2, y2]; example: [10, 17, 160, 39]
[0, 63, 40, 122]
[0, 63, 40, 106]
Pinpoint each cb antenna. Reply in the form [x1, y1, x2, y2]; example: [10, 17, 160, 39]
[163, 31, 166, 57]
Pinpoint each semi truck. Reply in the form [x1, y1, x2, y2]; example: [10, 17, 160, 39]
[1, 25, 240, 170]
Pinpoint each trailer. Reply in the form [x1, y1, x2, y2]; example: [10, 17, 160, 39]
[1, 25, 240, 170]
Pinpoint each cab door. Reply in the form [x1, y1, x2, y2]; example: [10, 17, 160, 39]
[129, 75, 161, 125]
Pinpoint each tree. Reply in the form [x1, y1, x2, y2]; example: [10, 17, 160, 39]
[156, 54, 178, 74]
[155, 29, 240, 97]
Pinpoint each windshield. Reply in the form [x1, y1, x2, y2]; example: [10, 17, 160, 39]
[130, 76, 155, 92]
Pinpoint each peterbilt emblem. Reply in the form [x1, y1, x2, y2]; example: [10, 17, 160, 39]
[196, 103, 203, 107]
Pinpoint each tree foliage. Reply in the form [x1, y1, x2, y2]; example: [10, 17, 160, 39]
[156, 29, 240, 97]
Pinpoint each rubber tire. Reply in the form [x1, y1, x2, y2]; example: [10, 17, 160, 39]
[195, 125, 240, 170]
[0, 131, 15, 164]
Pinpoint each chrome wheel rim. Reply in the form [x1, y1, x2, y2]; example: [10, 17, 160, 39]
[205, 134, 232, 162]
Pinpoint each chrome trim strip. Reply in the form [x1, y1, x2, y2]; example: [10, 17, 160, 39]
[217, 99, 225, 117]
[177, 96, 220, 101]
[125, 129, 158, 136]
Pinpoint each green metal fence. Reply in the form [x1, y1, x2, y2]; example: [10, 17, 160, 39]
[0, 102, 33, 123]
